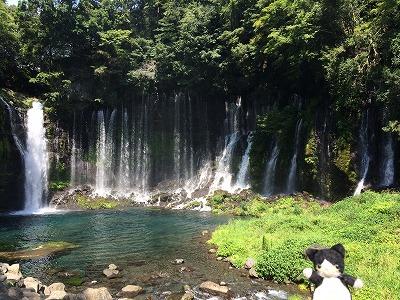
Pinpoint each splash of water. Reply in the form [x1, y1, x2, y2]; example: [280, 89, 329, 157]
[24, 102, 49, 212]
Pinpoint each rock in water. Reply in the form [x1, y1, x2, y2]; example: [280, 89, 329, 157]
[174, 259, 184, 264]
[5, 264, 22, 282]
[23, 277, 42, 292]
[47, 290, 68, 300]
[45, 282, 66, 296]
[83, 287, 112, 300]
[118, 285, 143, 298]
[103, 268, 119, 278]
[199, 281, 230, 296]
[108, 264, 118, 270]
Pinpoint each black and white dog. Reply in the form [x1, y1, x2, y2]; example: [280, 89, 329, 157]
[303, 244, 363, 300]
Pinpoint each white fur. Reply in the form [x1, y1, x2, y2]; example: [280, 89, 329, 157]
[313, 277, 351, 300]
[303, 268, 313, 279]
[317, 259, 341, 278]
[354, 278, 364, 289]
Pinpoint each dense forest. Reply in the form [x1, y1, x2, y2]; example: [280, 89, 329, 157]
[1, 0, 400, 206]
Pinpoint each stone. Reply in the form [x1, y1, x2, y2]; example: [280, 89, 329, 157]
[83, 288, 112, 300]
[22, 290, 41, 300]
[249, 267, 259, 278]
[244, 258, 256, 269]
[46, 282, 66, 295]
[7, 264, 20, 274]
[102, 268, 119, 278]
[118, 285, 143, 298]
[183, 285, 191, 292]
[23, 277, 42, 293]
[0, 263, 9, 274]
[216, 257, 223, 261]
[108, 264, 118, 270]
[208, 249, 217, 254]
[0, 275, 6, 282]
[174, 259, 184, 264]
[201, 230, 209, 236]
[5, 264, 22, 283]
[181, 291, 194, 300]
[199, 281, 230, 296]
[8, 287, 23, 298]
[63, 293, 87, 300]
[220, 281, 226, 286]
[47, 290, 68, 299]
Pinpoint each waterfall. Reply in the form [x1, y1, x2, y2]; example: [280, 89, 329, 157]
[380, 133, 395, 187]
[95, 111, 107, 195]
[24, 102, 49, 212]
[0, 97, 25, 159]
[211, 98, 242, 192]
[286, 119, 303, 193]
[235, 133, 253, 189]
[354, 111, 370, 196]
[263, 141, 280, 196]
[117, 107, 130, 192]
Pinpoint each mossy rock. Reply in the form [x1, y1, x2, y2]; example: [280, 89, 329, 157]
[0, 241, 79, 260]
[75, 195, 119, 210]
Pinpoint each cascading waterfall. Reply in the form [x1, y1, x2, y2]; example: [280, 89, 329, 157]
[235, 133, 253, 189]
[211, 98, 242, 192]
[354, 111, 370, 196]
[286, 119, 302, 193]
[117, 108, 130, 192]
[95, 111, 107, 195]
[263, 141, 280, 196]
[24, 102, 49, 212]
[380, 133, 395, 187]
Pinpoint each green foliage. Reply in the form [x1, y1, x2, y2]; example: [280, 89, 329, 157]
[49, 181, 70, 191]
[75, 195, 119, 210]
[210, 192, 400, 300]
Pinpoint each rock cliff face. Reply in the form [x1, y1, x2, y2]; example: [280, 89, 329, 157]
[0, 98, 24, 211]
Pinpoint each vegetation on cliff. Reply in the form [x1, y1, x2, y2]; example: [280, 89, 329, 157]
[210, 191, 400, 300]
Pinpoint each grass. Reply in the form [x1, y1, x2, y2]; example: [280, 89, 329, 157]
[209, 191, 400, 300]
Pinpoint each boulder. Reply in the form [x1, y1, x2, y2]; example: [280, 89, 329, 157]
[244, 258, 256, 269]
[208, 249, 217, 254]
[249, 267, 259, 278]
[63, 293, 87, 300]
[174, 259, 184, 265]
[83, 288, 112, 300]
[45, 282, 66, 296]
[103, 268, 119, 278]
[47, 290, 68, 300]
[8, 287, 23, 298]
[23, 277, 42, 293]
[199, 281, 230, 296]
[108, 264, 118, 271]
[118, 285, 143, 298]
[22, 289, 41, 300]
[0, 275, 6, 282]
[0, 263, 9, 274]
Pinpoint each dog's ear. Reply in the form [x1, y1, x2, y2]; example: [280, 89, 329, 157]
[306, 248, 319, 261]
[331, 244, 345, 257]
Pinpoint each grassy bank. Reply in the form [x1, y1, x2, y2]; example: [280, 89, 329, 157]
[209, 191, 400, 300]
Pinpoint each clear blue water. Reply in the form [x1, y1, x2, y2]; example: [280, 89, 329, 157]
[0, 208, 295, 299]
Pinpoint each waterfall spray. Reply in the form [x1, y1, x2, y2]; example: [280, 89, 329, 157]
[235, 133, 253, 189]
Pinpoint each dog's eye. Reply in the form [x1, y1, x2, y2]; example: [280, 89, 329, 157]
[317, 264, 321, 269]
[335, 265, 340, 269]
